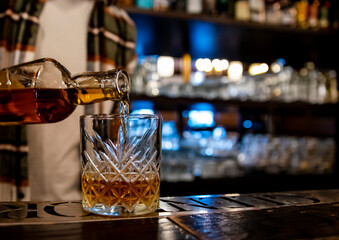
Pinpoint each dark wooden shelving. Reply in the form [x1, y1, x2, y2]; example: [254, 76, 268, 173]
[131, 94, 338, 138]
[160, 173, 339, 197]
[125, 7, 339, 68]
[124, 6, 337, 35]
[131, 94, 338, 115]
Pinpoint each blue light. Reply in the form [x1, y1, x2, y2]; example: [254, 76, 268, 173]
[162, 121, 180, 151]
[242, 120, 253, 129]
[136, 0, 153, 9]
[192, 131, 202, 139]
[163, 121, 176, 136]
[131, 100, 154, 115]
[190, 103, 214, 111]
[130, 16, 154, 56]
[187, 103, 215, 128]
[137, 55, 146, 63]
[204, 148, 214, 156]
[163, 141, 173, 150]
[188, 21, 217, 58]
[188, 110, 215, 128]
[190, 71, 205, 86]
[277, 58, 286, 66]
[132, 100, 154, 110]
[131, 109, 154, 115]
[182, 110, 189, 118]
[212, 126, 227, 139]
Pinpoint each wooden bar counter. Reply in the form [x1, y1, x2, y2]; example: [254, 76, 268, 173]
[1, 189, 339, 239]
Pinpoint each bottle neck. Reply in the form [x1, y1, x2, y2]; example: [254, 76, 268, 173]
[70, 69, 130, 105]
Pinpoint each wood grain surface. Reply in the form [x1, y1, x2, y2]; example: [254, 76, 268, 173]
[1, 189, 339, 239]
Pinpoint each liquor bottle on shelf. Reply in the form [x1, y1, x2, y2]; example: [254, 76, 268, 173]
[153, 0, 170, 11]
[266, 0, 282, 25]
[308, 0, 320, 29]
[203, 0, 218, 16]
[280, 0, 297, 27]
[136, 0, 154, 9]
[186, 0, 203, 14]
[249, 0, 265, 23]
[326, 70, 338, 103]
[319, 0, 330, 29]
[234, 0, 250, 20]
[295, 0, 309, 28]
[0, 58, 130, 125]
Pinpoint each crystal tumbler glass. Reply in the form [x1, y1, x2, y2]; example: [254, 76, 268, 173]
[80, 114, 162, 216]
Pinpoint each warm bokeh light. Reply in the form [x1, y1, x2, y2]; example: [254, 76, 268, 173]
[204, 58, 213, 72]
[151, 88, 160, 96]
[271, 62, 282, 73]
[157, 56, 175, 77]
[212, 58, 229, 72]
[195, 58, 213, 72]
[248, 63, 269, 76]
[220, 59, 229, 70]
[228, 61, 243, 81]
[195, 58, 204, 71]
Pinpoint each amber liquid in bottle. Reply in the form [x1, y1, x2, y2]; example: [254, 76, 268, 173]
[0, 88, 75, 125]
[0, 87, 128, 125]
[0, 57, 130, 125]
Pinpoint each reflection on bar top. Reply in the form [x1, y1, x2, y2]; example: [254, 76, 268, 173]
[1, 189, 339, 226]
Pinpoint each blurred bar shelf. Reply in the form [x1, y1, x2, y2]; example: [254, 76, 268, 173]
[125, 7, 339, 69]
[131, 94, 339, 115]
[123, 6, 338, 35]
[126, 5, 339, 197]
[160, 173, 339, 197]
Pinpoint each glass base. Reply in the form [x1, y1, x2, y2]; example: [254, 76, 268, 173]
[82, 202, 158, 217]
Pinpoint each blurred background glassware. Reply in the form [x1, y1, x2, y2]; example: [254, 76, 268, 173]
[238, 134, 335, 175]
[0, 58, 130, 125]
[159, 125, 335, 181]
[131, 57, 337, 105]
[80, 114, 162, 216]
